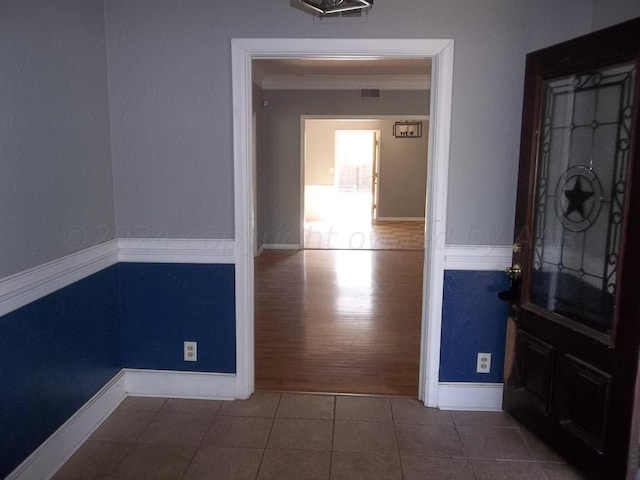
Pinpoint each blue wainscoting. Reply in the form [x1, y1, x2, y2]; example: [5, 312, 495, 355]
[118, 263, 236, 373]
[0, 262, 236, 477]
[440, 270, 510, 383]
[1, 259, 507, 477]
[0, 266, 121, 479]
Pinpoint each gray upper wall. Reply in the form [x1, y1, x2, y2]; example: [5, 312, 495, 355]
[3, 1, 638, 278]
[103, 0, 603, 246]
[0, 0, 115, 278]
[591, 0, 640, 30]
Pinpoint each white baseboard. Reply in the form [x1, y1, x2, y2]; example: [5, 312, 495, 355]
[7, 369, 241, 480]
[376, 217, 425, 222]
[262, 243, 301, 250]
[0, 240, 119, 318]
[444, 245, 512, 271]
[124, 369, 239, 400]
[255, 245, 265, 257]
[438, 382, 503, 411]
[6, 371, 126, 480]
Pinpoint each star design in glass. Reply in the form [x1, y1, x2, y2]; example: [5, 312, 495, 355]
[563, 176, 594, 219]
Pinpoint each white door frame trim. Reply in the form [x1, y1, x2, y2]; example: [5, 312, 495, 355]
[231, 38, 454, 406]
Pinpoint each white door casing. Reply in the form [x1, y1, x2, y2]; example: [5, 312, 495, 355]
[231, 38, 454, 406]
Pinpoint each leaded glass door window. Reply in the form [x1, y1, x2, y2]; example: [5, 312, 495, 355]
[530, 62, 635, 336]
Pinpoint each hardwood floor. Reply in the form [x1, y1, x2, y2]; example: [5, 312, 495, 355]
[304, 220, 425, 250]
[255, 249, 424, 396]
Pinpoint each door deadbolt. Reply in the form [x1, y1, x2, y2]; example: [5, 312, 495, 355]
[505, 264, 522, 280]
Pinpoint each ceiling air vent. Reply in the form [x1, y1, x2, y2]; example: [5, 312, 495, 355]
[361, 89, 380, 98]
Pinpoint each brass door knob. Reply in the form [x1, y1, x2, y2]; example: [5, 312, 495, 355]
[505, 264, 522, 280]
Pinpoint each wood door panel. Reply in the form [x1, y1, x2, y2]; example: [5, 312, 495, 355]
[504, 17, 640, 480]
[518, 306, 613, 370]
[556, 355, 611, 453]
[515, 331, 555, 414]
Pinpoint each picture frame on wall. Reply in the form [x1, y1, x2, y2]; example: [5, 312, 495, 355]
[393, 121, 422, 138]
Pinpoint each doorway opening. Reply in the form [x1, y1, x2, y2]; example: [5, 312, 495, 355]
[261, 109, 430, 395]
[231, 38, 454, 405]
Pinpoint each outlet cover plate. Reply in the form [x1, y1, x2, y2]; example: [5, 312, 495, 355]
[476, 352, 491, 373]
[184, 341, 197, 362]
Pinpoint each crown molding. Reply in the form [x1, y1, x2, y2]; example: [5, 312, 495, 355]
[260, 74, 430, 91]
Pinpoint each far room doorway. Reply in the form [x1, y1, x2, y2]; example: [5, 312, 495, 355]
[302, 117, 428, 251]
[304, 123, 379, 249]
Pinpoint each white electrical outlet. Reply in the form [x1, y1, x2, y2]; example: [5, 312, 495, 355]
[476, 352, 491, 373]
[184, 341, 197, 362]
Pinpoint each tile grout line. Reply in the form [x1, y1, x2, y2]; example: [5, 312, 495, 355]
[175, 398, 223, 480]
[164, 397, 217, 480]
[449, 410, 481, 480]
[117, 397, 169, 477]
[514, 425, 554, 480]
[329, 395, 337, 480]
[448, 410, 479, 480]
[61, 397, 139, 480]
[254, 393, 282, 480]
[388, 397, 406, 480]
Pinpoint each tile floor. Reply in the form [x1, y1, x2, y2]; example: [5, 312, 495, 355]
[53, 392, 587, 480]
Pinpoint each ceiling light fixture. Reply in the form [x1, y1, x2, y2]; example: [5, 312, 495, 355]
[298, 0, 373, 15]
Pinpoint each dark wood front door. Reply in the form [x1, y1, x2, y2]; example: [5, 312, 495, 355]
[503, 18, 640, 480]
